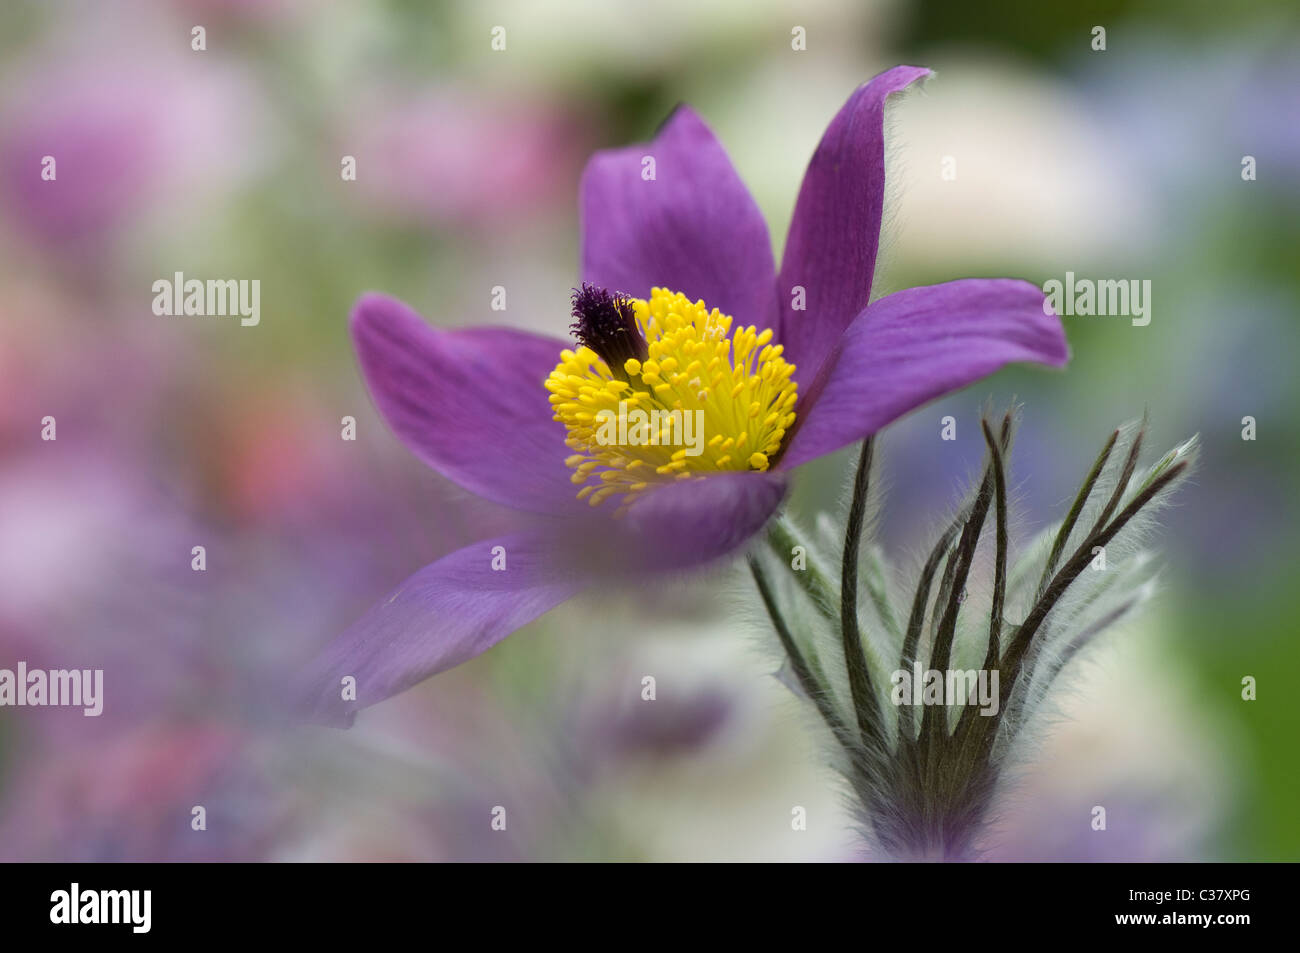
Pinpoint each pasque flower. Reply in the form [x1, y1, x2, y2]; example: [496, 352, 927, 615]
[304, 66, 1068, 725]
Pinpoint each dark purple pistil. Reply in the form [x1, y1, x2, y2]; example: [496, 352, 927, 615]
[569, 283, 648, 376]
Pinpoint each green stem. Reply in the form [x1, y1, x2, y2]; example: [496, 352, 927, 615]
[764, 516, 838, 617]
[747, 556, 853, 754]
[840, 439, 882, 749]
[1036, 427, 1118, 597]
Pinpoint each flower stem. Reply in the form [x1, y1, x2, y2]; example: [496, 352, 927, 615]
[1036, 426, 1118, 596]
[980, 420, 1009, 667]
[841, 438, 882, 749]
[764, 516, 837, 616]
[746, 556, 852, 752]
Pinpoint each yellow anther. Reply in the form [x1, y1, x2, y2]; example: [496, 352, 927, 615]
[550, 287, 797, 508]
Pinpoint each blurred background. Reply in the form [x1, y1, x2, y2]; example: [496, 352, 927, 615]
[0, 0, 1295, 861]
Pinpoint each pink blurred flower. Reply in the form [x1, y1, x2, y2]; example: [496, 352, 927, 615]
[343, 88, 585, 228]
[0, 33, 265, 256]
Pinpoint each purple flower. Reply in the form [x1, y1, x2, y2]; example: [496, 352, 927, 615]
[304, 66, 1068, 725]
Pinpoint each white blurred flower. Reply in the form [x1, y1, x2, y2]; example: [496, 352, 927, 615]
[885, 56, 1156, 275]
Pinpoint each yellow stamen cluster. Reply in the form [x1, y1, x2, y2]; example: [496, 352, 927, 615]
[545, 288, 797, 509]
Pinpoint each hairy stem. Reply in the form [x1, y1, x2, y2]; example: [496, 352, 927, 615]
[765, 517, 837, 618]
[748, 556, 857, 761]
[841, 438, 882, 749]
[1000, 459, 1188, 710]
[981, 420, 1009, 667]
[1036, 428, 1118, 596]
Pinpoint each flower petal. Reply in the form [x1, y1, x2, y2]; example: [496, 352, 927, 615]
[615, 470, 787, 572]
[779, 279, 1069, 469]
[299, 473, 785, 725]
[300, 530, 580, 726]
[351, 292, 580, 514]
[778, 65, 931, 381]
[580, 105, 778, 333]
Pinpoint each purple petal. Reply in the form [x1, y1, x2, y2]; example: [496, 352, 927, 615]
[779, 279, 1069, 469]
[580, 106, 778, 333]
[299, 472, 785, 725]
[351, 293, 580, 514]
[778, 65, 931, 382]
[300, 530, 580, 725]
[615, 471, 787, 571]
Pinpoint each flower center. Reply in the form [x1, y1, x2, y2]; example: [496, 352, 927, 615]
[547, 285, 797, 509]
